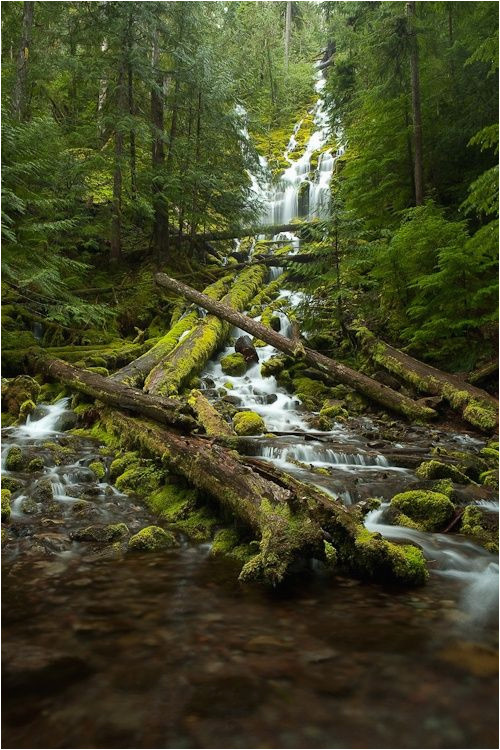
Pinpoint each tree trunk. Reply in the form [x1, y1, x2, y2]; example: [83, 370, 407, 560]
[407, 0, 424, 205]
[154, 272, 438, 422]
[110, 275, 234, 388]
[151, 27, 169, 265]
[356, 327, 498, 431]
[127, 11, 137, 201]
[110, 59, 126, 263]
[12, 0, 34, 121]
[30, 354, 197, 431]
[100, 410, 427, 587]
[192, 221, 311, 243]
[284, 1, 292, 69]
[145, 265, 269, 396]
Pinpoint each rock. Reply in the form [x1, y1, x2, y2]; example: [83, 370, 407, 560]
[88, 460, 106, 479]
[390, 489, 455, 531]
[261, 355, 287, 378]
[128, 525, 177, 551]
[20, 497, 39, 514]
[2, 376, 40, 417]
[2, 642, 92, 695]
[71, 523, 129, 543]
[1, 489, 11, 521]
[302, 647, 338, 663]
[220, 352, 247, 376]
[437, 641, 498, 677]
[32, 479, 54, 504]
[54, 411, 78, 432]
[1, 476, 24, 494]
[232, 411, 266, 436]
[235, 335, 259, 364]
[416, 460, 470, 484]
[5, 446, 25, 471]
[27, 457, 45, 473]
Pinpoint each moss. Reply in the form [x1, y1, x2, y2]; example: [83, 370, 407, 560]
[460, 505, 498, 553]
[188, 389, 234, 436]
[320, 402, 349, 421]
[147, 483, 198, 522]
[128, 525, 178, 551]
[115, 465, 162, 496]
[415, 460, 470, 484]
[220, 352, 247, 376]
[1, 412, 16, 428]
[323, 540, 337, 567]
[1, 489, 11, 522]
[19, 399, 36, 420]
[292, 376, 331, 411]
[109, 451, 140, 481]
[233, 411, 266, 436]
[391, 490, 455, 531]
[72, 523, 129, 543]
[479, 469, 499, 489]
[461, 400, 497, 431]
[261, 355, 288, 378]
[353, 529, 428, 585]
[5, 446, 25, 471]
[86, 355, 107, 367]
[2, 375, 40, 417]
[27, 457, 44, 473]
[1, 476, 23, 493]
[86, 366, 110, 377]
[210, 528, 255, 564]
[431, 478, 455, 498]
[89, 461, 106, 480]
[32, 478, 54, 503]
[223, 381, 234, 389]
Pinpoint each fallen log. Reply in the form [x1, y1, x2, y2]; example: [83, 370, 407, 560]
[191, 222, 313, 243]
[154, 273, 437, 422]
[145, 264, 269, 397]
[235, 335, 259, 364]
[230, 253, 318, 269]
[111, 274, 234, 388]
[356, 327, 498, 432]
[464, 359, 498, 387]
[30, 353, 197, 431]
[99, 409, 428, 586]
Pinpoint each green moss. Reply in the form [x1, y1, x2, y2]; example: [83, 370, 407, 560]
[5, 446, 25, 471]
[188, 389, 234, 436]
[27, 457, 44, 473]
[1, 476, 23, 493]
[353, 528, 428, 585]
[1, 412, 16, 428]
[391, 490, 455, 531]
[147, 483, 198, 522]
[319, 402, 349, 421]
[261, 355, 288, 378]
[431, 478, 455, 498]
[115, 465, 162, 496]
[323, 540, 337, 567]
[223, 381, 234, 389]
[460, 505, 498, 553]
[2, 375, 40, 416]
[1, 489, 11, 522]
[232, 411, 266, 436]
[19, 399, 36, 420]
[128, 525, 178, 551]
[86, 366, 110, 377]
[462, 400, 497, 431]
[109, 451, 140, 480]
[210, 528, 255, 563]
[415, 460, 470, 484]
[89, 461, 106, 480]
[292, 376, 331, 411]
[479, 469, 499, 489]
[220, 352, 247, 376]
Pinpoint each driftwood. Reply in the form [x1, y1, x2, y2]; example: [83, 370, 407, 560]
[356, 327, 498, 431]
[31, 354, 197, 431]
[154, 273, 437, 422]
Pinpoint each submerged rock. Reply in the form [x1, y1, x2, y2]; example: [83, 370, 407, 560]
[71, 523, 129, 543]
[32, 479, 54, 504]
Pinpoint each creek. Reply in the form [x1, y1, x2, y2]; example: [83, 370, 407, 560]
[2, 67, 498, 749]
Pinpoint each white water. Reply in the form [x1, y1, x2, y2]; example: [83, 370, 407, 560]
[16, 397, 71, 438]
[366, 503, 499, 624]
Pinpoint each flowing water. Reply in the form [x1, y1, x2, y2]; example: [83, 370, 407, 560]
[2, 67, 498, 749]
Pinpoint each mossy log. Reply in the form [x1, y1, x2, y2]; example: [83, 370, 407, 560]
[111, 275, 234, 388]
[356, 327, 498, 431]
[101, 409, 427, 587]
[190, 222, 314, 242]
[145, 265, 269, 397]
[154, 273, 437, 421]
[30, 353, 197, 431]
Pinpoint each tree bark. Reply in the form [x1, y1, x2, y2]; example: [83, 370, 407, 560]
[356, 327, 498, 431]
[407, 1, 424, 205]
[154, 273, 437, 421]
[127, 11, 137, 201]
[12, 0, 34, 121]
[30, 354, 197, 431]
[110, 58, 126, 263]
[192, 222, 311, 242]
[284, 1, 292, 69]
[151, 26, 169, 265]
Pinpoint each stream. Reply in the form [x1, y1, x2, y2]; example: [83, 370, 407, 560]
[2, 66, 498, 749]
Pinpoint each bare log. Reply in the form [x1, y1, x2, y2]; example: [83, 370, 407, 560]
[30, 353, 197, 431]
[356, 327, 498, 432]
[154, 273, 437, 421]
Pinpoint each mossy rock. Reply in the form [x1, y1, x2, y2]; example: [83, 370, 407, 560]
[320, 401, 349, 422]
[1, 476, 23, 494]
[391, 490, 455, 531]
[431, 478, 456, 499]
[415, 460, 470, 485]
[19, 399, 36, 421]
[479, 469, 499, 489]
[5, 446, 25, 471]
[220, 353, 247, 376]
[2, 375, 40, 417]
[351, 529, 428, 585]
[128, 525, 178, 552]
[292, 376, 331, 411]
[27, 457, 45, 473]
[460, 505, 498, 553]
[115, 465, 162, 496]
[1, 489, 11, 522]
[72, 523, 129, 543]
[89, 461, 106, 480]
[32, 479, 54, 503]
[232, 411, 266, 436]
[109, 452, 140, 481]
[261, 355, 287, 378]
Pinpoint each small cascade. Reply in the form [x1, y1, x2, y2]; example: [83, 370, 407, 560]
[16, 397, 71, 438]
[259, 443, 404, 472]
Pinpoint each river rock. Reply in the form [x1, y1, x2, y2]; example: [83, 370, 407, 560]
[32, 479, 54, 503]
